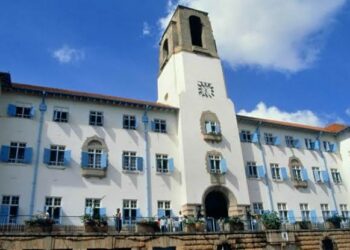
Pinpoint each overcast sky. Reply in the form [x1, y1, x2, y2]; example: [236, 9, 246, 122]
[1, 0, 349, 126]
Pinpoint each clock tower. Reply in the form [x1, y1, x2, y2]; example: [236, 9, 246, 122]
[157, 6, 250, 217]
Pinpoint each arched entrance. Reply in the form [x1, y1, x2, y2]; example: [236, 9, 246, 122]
[205, 190, 228, 219]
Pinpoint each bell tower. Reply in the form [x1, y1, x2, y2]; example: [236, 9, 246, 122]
[157, 6, 250, 216]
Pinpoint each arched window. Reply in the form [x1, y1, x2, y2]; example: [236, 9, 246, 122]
[189, 15, 203, 47]
[200, 111, 222, 142]
[162, 39, 169, 61]
[206, 151, 227, 175]
[81, 136, 108, 169]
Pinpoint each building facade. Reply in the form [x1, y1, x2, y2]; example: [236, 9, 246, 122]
[0, 6, 349, 226]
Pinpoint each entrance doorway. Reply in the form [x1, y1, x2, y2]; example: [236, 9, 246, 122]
[205, 190, 228, 219]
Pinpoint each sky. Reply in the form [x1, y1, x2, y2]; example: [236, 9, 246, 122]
[0, 0, 350, 127]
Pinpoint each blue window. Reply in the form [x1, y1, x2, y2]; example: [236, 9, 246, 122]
[264, 133, 280, 146]
[45, 197, 62, 224]
[205, 121, 221, 134]
[1, 196, 19, 224]
[1, 142, 32, 164]
[123, 200, 137, 224]
[156, 154, 174, 173]
[246, 161, 257, 178]
[151, 119, 167, 133]
[323, 141, 337, 153]
[271, 164, 282, 180]
[7, 104, 35, 119]
[285, 136, 301, 148]
[43, 145, 71, 166]
[123, 151, 143, 172]
[157, 201, 171, 218]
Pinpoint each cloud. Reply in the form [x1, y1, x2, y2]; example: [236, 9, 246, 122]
[346, 108, 350, 116]
[159, 0, 346, 72]
[52, 45, 85, 64]
[142, 22, 151, 36]
[238, 102, 326, 126]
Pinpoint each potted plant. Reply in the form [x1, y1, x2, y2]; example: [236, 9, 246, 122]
[136, 218, 160, 233]
[195, 218, 206, 232]
[296, 220, 312, 230]
[325, 214, 342, 229]
[183, 216, 197, 233]
[261, 212, 281, 230]
[25, 212, 54, 233]
[224, 216, 244, 232]
[81, 214, 108, 232]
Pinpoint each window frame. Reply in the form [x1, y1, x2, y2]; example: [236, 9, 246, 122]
[241, 130, 252, 143]
[123, 151, 137, 171]
[158, 200, 171, 218]
[252, 202, 263, 215]
[331, 168, 342, 184]
[89, 111, 104, 126]
[321, 203, 330, 221]
[88, 149, 102, 168]
[271, 163, 281, 181]
[264, 133, 274, 145]
[1, 195, 19, 224]
[156, 154, 169, 173]
[277, 203, 288, 223]
[208, 154, 221, 174]
[153, 119, 167, 133]
[48, 145, 65, 166]
[53, 107, 69, 123]
[300, 203, 310, 221]
[8, 142, 26, 163]
[247, 161, 258, 178]
[123, 115, 136, 130]
[123, 199, 137, 224]
[45, 197, 62, 224]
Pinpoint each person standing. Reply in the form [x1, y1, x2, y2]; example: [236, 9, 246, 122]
[114, 208, 122, 233]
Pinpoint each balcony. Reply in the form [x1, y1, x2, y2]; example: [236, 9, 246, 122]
[81, 167, 106, 178]
[203, 132, 222, 143]
[293, 179, 308, 188]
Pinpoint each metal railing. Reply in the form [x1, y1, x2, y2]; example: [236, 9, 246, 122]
[1, 215, 349, 234]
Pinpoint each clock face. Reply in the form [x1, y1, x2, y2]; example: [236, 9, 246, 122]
[198, 81, 214, 98]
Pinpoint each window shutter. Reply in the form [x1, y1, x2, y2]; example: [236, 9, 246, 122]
[134, 117, 138, 129]
[294, 139, 300, 148]
[219, 158, 228, 174]
[136, 208, 141, 222]
[151, 121, 156, 131]
[205, 122, 212, 134]
[64, 150, 71, 166]
[85, 207, 93, 216]
[101, 153, 108, 168]
[257, 165, 265, 178]
[99, 207, 107, 217]
[23, 147, 33, 164]
[0, 205, 9, 224]
[274, 136, 281, 146]
[281, 167, 288, 180]
[239, 132, 244, 142]
[43, 148, 50, 164]
[0, 145, 10, 162]
[215, 124, 221, 134]
[288, 210, 296, 224]
[314, 170, 321, 182]
[301, 167, 308, 181]
[29, 107, 35, 118]
[157, 209, 165, 218]
[137, 157, 143, 172]
[321, 171, 329, 183]
[53, 110, 58, 121]
[252, 132, 259, 143]
[245, 166, 250, 177]
[331, 143, 337, 153]
[314, 140, 320, 150]
[168, 158, 174, 173]
[310, 210, 317, 223]
[81, 152, 89, 168]
[7, 104, 16, 117]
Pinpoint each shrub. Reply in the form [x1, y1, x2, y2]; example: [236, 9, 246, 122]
[81, 214, 108, 227]
[261, 212, 281, 230]
[25, 212, 55, 226]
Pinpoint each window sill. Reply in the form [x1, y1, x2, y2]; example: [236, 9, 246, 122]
[1, 162, 29, 166]
[272, 179, 284, 183]
[156, 171, 171, 176]
[82, 167, 106, 178]
[47, 165, 67, 170]
[122, 169, 140, 174]
[247, 176, 260, 180]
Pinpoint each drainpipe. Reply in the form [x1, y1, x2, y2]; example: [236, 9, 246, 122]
[317, 132, 338, 213]
[256, 122, 275, 211]
[142, 105, 152, 218]
[29, 91, 47, 217]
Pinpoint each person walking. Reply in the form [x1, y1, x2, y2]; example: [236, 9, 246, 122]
[114, 208, 122, 233]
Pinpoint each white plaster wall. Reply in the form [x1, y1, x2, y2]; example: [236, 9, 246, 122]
[0, 92, 181, 222]
[238, 121, 349, 220]
[159, 51, 250, 206]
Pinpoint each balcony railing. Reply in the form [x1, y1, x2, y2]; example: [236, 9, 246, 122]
[1, 215, 349, 234]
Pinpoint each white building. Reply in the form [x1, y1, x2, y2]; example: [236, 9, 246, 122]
[0, 5, 349, 226]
